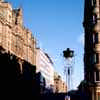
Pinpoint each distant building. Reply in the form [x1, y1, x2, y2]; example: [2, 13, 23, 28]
[36, 48, 54, 89]
[54, 71, 67, 93]
[83, 0, 100, 100]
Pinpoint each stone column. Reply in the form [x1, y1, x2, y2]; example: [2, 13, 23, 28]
[18, 58, 23, 74]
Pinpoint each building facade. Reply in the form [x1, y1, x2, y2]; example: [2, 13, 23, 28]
[54, 71, 67, 93]
[36, 48, 54, 89]
[0, 0, 37, 73]
[83, 0, 100, 100]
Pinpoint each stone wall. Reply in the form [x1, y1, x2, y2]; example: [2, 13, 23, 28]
[0, 1, 36, 65]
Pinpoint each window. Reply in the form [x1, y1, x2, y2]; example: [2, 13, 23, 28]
[93, 34, 95, 44]
[93, 33, 98, 44]
[92, 0, 96, 6]
[94, 71, 100, 82]
[96, 71, 99, 81]
[95, 33, 98, 43]
[94, 53, 99, 64]
[99, 0, 100, 18]
[96, 53, 99, 63]
[90, 54, 95, 64]
[93, 53, 99, 63]
[93, 15, 97, 24]
[93, 33, 98, 43]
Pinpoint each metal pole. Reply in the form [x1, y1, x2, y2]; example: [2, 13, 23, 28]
[63, 48, 74, 100]
[68, 67, 70, 91]
[66, 67, 68, 92]
[68, 68, 70, 91]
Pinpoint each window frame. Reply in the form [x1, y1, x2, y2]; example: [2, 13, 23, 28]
[94, 53, 99, 64]
[94, 71, 100, 82]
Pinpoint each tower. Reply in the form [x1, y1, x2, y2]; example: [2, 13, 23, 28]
[83, 0, 100, 100]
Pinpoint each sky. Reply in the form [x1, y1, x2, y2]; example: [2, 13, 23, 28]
[6, 0, 85, 90]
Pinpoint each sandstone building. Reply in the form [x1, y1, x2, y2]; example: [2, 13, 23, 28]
[0, 0, 36, 74]
[54, 71, 67, 93]
[83, 0, 100, 100]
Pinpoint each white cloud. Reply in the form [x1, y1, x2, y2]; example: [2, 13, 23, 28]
[78, 33, 84, 46]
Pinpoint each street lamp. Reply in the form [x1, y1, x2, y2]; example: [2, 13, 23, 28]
[63, 48, 74, 100]
[63, 48, 74, 58]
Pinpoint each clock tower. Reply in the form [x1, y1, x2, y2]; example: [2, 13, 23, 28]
[83, 0, 100, 100]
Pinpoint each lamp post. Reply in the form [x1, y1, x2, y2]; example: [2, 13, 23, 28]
[63, 48, 74, 100]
